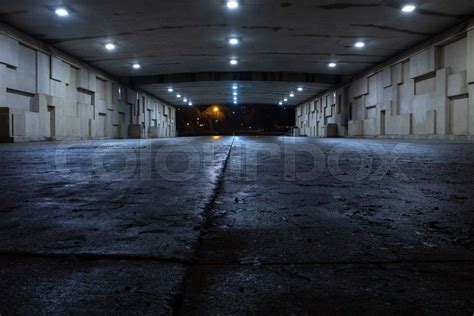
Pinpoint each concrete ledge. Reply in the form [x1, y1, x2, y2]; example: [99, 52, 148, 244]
[325, 124, 338, 137]
[128, 124, 143, 139]
[377, 134, 474, 142]
[148, 127, 159, 138]
[303, 134, 474, 142]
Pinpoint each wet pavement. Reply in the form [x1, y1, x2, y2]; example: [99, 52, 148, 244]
[0, 136, 473, 314]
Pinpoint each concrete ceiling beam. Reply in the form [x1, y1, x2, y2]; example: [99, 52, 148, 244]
[129, 72, 346, 87]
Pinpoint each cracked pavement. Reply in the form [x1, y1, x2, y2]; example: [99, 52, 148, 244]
[0, 136, 473, 314]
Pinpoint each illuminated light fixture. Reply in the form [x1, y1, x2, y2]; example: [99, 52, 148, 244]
[188, 101, 193, 106]
[233, 92, 238, 96]
[297, 87, 303, 92]
[402, 4, 416, 12]
[183, 97, 188, 102]
[328, 62, 337, 68]
[176, 94, 181, 98]
[55, 8, 69, 16]
[355, 41, 365, 48]
[226, 0, 239, 9]
[234, 101, 238, 104]
[233, 97, 238, 101]
[284, 98, 288, 102]
[168, 88, 174, 92]
[105, 43, 116, 50]
[232, 84, 238, 90]
[228, 37, 240, 45]
[279, 101, 283, 106]
[132, 63, 141, 69]
[290, 92, 295, 98]
[229, 58, 239, 65]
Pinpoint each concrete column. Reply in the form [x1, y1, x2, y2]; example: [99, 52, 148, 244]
[435, 68, 450, 135]
[391, 83, 399, 117]
[467, 28, 474, 135]
[0, 64, 6, 107]
[467, 28, 474, 84]
[469, 84, 474, 135]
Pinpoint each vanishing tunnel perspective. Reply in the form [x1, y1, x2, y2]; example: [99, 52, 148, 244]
[0, 0, 473, 314]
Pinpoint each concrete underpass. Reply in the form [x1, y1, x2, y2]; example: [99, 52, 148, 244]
[0, 1, 473, 314]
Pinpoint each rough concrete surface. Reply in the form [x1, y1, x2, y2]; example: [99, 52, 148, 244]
[0, 136, 473, 314]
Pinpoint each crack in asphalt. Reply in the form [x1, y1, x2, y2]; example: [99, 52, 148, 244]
[172, 137, 236, 316]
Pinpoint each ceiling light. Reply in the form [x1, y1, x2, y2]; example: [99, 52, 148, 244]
[328, 62, 337, 68]
[230, 58, 238, 65]
[188, 102, 193, 106]
[227, 0, 239, 9]
[355, 41, 365, 48]
[233, 97, 238, 101]
[290, 92, 295, 97]
[104, 43, 116, 50]
[183, 97, 188, 102]
[228, 37, 240, 45]
[402, 4, 416, 12]
[177, 94, 181, 98]
[284, 98, 288, 102]
[232, 84, 238, 90]
[297, 87, 303, 92]
[234, 101, 238, 104]
[168, 88, 174, 92]
[233, 92, 238, 96]
[132, 63, 141, 69]
[55, 8, 69, 16]
[279, 101, 283, 106]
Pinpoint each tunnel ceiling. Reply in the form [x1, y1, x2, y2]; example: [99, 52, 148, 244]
[140, 80, 333, 106]
[1, 0, 473, 106]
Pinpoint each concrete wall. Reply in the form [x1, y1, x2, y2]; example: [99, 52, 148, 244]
[295, 20, 474, 140]
[0, 23, 175, 142]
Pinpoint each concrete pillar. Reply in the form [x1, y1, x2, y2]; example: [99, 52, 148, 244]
[148, 126, 159, 138]
[469, 84, 474, 135]
[391, 81, 399, 116]
[435, 68, 450, 135]
[467, 28, 474, 84]
[0, 64, 6, 107]
[467, 28, 474, 134]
